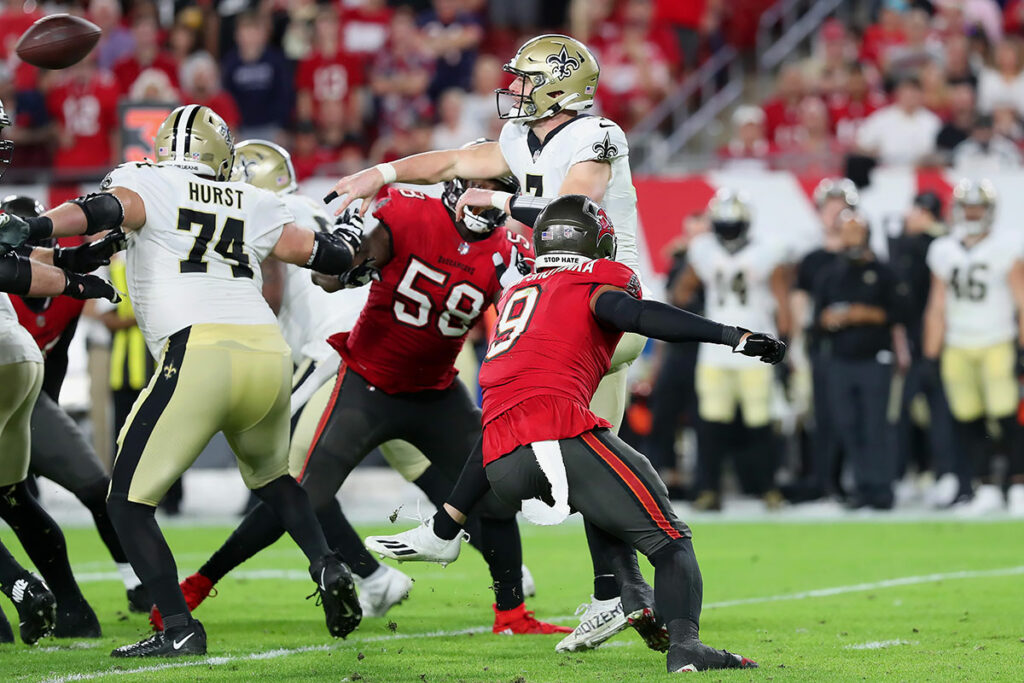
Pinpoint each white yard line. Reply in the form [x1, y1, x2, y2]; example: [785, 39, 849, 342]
[702, 564, 1024, 609]
[39, 564, 1024, 682]
[844, 639, 917, 650]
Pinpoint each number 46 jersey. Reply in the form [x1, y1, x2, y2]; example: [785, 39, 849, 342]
[104, 162, 293, 358]
[927, 231, 1023, 349]
[330, 187, 533, 394]
[688, 233, 785, 368]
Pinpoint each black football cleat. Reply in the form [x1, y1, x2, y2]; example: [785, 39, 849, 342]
[668, 640, 758, 672]
[9, 575, 56, 644]
[111, 619, 207, 658]
[126, 585, 152, 614]
[55, 598, 102, 638]
[309, 553, 362, 638]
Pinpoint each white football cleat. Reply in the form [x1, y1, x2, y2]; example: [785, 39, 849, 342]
[1007, 484, 1024, 517]
[925, 472, 960, 508]
[522, 564, 536, 598]
[555, 595, 628, 653]
[365, 518, 467, 566]
[955, 484, 1004, 517]
[354, 564, 413, 618]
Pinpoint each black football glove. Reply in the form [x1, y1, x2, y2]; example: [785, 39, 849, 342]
[733, 328, 787, 365]
[339, 257, 381, 288]
[63, 271, 121, 303]
[920, 357, 942, 391]
[1016, 346, 1024, 378]
[52, 229, 126, 273]
[0, 212, 31, 257]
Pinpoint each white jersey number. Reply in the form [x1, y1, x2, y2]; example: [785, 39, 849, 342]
[177, 208, 253, 279]
[485, 285, 540, 360]
[393, 258, 486, 338]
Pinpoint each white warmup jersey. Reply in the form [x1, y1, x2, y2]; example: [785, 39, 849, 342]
[927, 231, 1023, 348]
[0, 292, 42, 366]
[103, 162, 293, 358]
[278, 192, 369, 363]
[498, 115, 640, 274]
[688, 234, 785, 368]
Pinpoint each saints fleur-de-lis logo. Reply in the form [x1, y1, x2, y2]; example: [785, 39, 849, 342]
[163, 362, 178, 380]
[546, 45, 581, 81]
[592, 132, 618, 160]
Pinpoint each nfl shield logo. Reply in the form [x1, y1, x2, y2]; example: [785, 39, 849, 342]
[458, 242, 470, 255]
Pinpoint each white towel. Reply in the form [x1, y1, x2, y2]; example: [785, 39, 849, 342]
[521, 440, 571, 525]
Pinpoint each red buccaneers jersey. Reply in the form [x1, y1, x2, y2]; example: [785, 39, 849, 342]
[329, 187, 532, 394]
[12, 296, 84, 355]
[479, 259, 642, 464]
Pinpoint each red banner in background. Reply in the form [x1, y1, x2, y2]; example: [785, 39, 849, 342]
[633, 176, 717, 275]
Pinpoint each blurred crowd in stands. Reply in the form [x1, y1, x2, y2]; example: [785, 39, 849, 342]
[0, 0, 778, 182]
[720, 0, 1024, 178]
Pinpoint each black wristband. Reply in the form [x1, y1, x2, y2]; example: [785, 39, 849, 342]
[0, 253, 33, 295]
[509, 195, 551, 228]
[26, 216, 54, 241]
[721, 325, 744, 348]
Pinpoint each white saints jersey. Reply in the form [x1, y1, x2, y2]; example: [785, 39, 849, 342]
[278, 192, 369, 363]
[498, 115, 640, 274]
[927, 230, 1023, 348]
[0, 292, 42, 366]
[688, 234, 785, 368]
[103, 162, 293, 358]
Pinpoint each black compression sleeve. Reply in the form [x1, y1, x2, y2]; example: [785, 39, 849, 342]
[509, 195, 552, 227]
[306, 230, 354, 275]
[0, 254, 32, 295]
[593, 289, 743, 347]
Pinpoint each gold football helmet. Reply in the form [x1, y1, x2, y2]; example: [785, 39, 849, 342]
[230, 139, 298, 195]
[707, 189, 753, 252]
[154, 105, 235, 181]
[496, 34, 600, 121]
[952, 178, 996, 236]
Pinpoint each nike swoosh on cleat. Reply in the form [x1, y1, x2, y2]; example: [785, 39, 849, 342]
[173, 632, 195, 650]
[320, 567, 327, 591]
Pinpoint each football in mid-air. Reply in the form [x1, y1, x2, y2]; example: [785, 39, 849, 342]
[15, 14, 101, 70]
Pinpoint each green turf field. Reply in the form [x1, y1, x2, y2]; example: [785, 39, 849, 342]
[2, 519, 1022, 681]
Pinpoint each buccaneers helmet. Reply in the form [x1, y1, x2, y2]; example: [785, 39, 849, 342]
[533, 194, 615, 269]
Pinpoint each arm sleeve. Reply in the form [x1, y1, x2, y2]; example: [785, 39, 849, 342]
[593, 290, 743, 347]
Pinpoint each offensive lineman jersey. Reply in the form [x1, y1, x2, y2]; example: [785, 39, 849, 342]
[328, 187, 532, 394]
[103, 162, 293, 358]
[479, 258, 642, 464]
[498, 115, 640, 274]
[277, 192, 369, 363]
[688, 234, 785, 368]
[0, 292, 43, 366]
[927, 231, 1023, 348]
